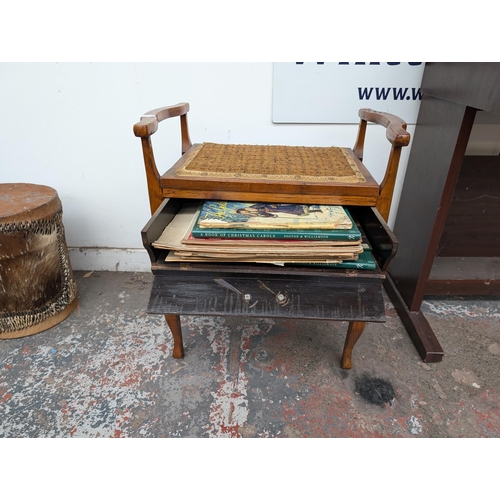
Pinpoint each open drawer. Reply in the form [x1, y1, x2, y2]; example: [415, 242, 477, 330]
[141, 199, 397, 324]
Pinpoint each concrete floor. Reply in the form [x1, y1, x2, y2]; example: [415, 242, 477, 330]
[1, 271, 499, 438]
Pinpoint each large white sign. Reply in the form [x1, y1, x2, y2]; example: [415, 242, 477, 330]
[272, 62, 425, 124]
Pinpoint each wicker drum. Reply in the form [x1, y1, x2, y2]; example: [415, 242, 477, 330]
[0, 183, 78, 339]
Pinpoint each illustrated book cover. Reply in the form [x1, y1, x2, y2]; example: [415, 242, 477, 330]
[196, 201, 353, 230]
[191, 207, 361, 241]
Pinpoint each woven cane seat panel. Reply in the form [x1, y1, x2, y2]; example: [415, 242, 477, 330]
[174, 143, 367, 183]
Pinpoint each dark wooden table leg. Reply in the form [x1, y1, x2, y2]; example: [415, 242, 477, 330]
[164, 314, 184, 359]
[384, 275, 444, 362]
[341, 321, 366, 369]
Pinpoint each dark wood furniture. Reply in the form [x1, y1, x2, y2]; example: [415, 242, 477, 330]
[386, 62, 500, 362]
[135, 105, 410, 368]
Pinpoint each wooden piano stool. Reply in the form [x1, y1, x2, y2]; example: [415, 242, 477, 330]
[134, 104, 410, 369]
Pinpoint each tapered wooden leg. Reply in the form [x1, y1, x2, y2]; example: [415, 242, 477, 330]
[341, 321, 366, 369]
[164, 314, 184, 359]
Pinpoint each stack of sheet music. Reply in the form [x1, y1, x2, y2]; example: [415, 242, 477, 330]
[152, 201, 367, 266]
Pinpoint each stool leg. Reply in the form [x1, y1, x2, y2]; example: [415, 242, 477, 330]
[165, 314, 184, 359]
[341, 321, 366, 369]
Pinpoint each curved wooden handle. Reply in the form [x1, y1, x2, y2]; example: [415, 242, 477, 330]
[133, 103, 192, 214]
[359, 108, 410, 147]
[133, 102, 190, 138]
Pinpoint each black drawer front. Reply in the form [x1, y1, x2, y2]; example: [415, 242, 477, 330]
[147, 273, 385, 322]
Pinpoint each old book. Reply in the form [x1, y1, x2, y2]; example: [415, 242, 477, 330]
[191, 207, 361, 241]
[293, 249, 377, 270]
[196, 201, 353, 230]
[164, 252, 345, 265]
[172, 248, 360, 258]
[182, 232, 361, 247]
[152, 202, 201, 250]
[332, 250, 377, 270]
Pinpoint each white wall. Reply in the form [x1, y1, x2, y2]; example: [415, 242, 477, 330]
[0, 63, 416, 271]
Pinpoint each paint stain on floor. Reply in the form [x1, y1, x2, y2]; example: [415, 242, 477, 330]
[354, 375, 396, 406]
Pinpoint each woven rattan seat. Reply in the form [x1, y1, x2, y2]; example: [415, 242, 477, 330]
[176, 143, 366, 183]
